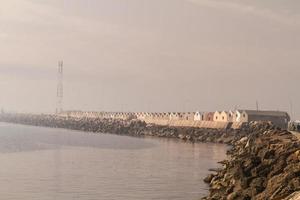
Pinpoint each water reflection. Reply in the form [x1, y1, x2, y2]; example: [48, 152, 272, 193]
[0, 123, 155, 153]
[0, 123, 227, 200]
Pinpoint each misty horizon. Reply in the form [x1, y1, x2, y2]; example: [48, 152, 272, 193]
[0, 0, 299, 119]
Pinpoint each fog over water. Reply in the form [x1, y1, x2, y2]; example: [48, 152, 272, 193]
[0, 0, 299, 118]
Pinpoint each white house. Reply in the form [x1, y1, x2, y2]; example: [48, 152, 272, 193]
[194, 111, 202, 121]
[233, 110, 248, 122]
[228, 110, 235, 122]
[169, 112, 180, 120]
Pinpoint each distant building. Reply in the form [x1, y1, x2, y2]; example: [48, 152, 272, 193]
[169, 112, 180, 120]
[153, 113, 164, 120]
[234, 110, 290, 129]
[152, 113, 160, 120]
[182, 112, 195, 121]
[219, 111, 229, 122]
[145, 112, 152, 120]
[203, 112, 214, 121]
[232, 110, 247, 122]
[213, 111, 222, 122]
[194, 111, 202, 121]
[141, 112, 148, 120]
[163, 113, 170, 120]
[228, 110, 235, 122]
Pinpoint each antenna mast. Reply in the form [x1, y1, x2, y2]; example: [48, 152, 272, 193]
[56, 61, 64, 114]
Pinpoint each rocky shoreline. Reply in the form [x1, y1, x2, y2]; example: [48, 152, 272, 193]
[203, 123, 300, 200]
[0, 113, 299, 199]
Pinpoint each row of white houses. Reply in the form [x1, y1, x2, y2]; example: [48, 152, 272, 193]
[61, 110, 290, 125]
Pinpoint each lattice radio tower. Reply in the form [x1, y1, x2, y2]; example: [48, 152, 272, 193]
[56, 61, 64, 114]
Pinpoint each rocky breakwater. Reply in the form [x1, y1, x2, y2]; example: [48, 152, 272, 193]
[203, 122, 300, 200]
[1, 113, 299, 199]
[0, 113, 248, 144]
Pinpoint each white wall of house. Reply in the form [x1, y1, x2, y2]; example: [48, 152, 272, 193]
[194, 111, 202, 121]
[170, 113, 180, 120]
[228, 111, 234, 122]
[233, 110, 240, 122]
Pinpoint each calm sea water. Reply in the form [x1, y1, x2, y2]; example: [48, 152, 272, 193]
[0, 123, 227, 200]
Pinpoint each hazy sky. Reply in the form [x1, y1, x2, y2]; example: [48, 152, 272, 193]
[0, 0, 299, 118]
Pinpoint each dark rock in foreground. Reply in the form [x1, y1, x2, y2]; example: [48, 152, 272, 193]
[203, 122, 300, 200]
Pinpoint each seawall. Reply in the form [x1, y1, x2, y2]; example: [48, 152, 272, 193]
[142, 119, 245, 129]
[0, 113, 248, 144]
[0, 113, 299, 200]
